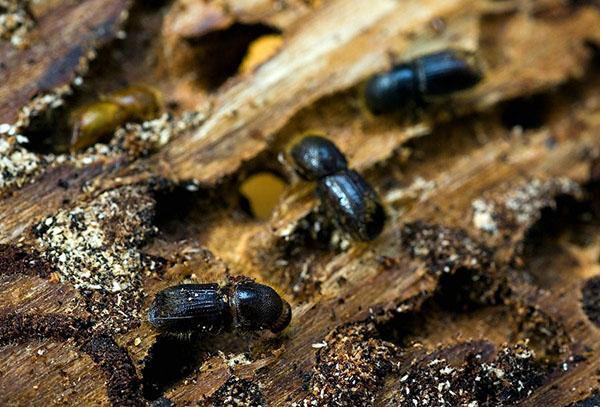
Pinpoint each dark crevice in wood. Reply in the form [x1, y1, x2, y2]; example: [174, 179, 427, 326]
[142, 330, 265, 402]
[500, 93, 551, 131]
[142, 334, 209, 401]
[152, 183, 239, 240]
[188, 23, 282, 91]
[376, 266, 508, 348]
[521, 185, 599, 289]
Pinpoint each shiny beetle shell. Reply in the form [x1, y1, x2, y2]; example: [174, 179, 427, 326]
[317, 169, 386, 241]
[103, 85, 161, 121]
[415, 50, 482, 95]
[147, 280, 291, 335]
[70, 85, 161, 152]
[70, 101, 128, 152]
[290, 135, 348, 181]
[364, 50, 482, 114]
[147, 283, 230, 334]
[231, 281, 291, 333]
[363, 64, 416, 115]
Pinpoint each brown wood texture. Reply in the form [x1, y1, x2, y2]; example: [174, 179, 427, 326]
[0, 0, 131, 124]
[0, 0, 599, 406]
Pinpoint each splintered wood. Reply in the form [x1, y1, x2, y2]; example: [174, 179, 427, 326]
[0, 0, 599, 405]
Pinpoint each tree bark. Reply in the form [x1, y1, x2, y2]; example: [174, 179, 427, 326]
[0, 0, 599, 406]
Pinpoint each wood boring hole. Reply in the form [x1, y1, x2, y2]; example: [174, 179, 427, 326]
[376, 268, 507, 348]
[521, 191, 598, 290]
[142, 331, 260, 401]
[500, 93, 550, 131]
[20, 101, 72, 155]
[152, 184, 237, 241]
[189, 23, 281, 90]
[142, 335, 207, 401]
[239, 172, 287, 221]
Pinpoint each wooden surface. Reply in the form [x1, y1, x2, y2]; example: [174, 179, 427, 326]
[0, 0, 599, 405]
[0, 0, 130, 125]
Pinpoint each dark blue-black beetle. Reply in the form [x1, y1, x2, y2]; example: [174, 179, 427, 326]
[363, 50, 483, 114]
[290, 135, 348, 181]
[290, 136, 386, 241]
[317, 169, 385, 241]
[148, 279, 291, 335]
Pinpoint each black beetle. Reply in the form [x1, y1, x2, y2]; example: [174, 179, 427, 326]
[147, 279, 291, 335]
[290, 135, 348, 181]
[317, 169, 386, 241]
[363, 50, 482, 114]
[289, 136, 386, 241]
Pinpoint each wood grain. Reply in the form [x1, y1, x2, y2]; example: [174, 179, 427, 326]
[0, 0, 599, 405]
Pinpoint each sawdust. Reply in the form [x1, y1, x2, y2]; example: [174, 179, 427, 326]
[0, 0, 34, 48]
[401, 221, 495, 277]
[34, 185, 159, 332]
[111, 111, 206, 158]
[472, 178, 583, 235]
[0, 135, 42, 192]
[298, 323, 396, 406]
[396, 343, 548, 406]
[208, 376, 266, 407]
